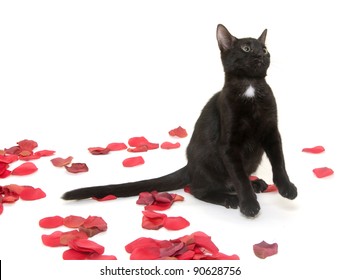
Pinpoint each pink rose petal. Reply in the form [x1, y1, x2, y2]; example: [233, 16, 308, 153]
[253, 240, 278, 259]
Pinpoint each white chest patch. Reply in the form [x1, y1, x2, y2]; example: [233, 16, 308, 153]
[243, 85, 256, 98]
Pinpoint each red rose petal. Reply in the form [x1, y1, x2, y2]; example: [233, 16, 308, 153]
[184, 185, 191, 193]
[130, 247, 160, 260]
[63, 215, 86, 228]
[87, 254, 117, 260]
[169, 126, 188, 138]
[192, 231, 219, 254]
[17, 139, 38, 152]
[12, 162, 38, 176]
[125, 237, 160, 253]
[51, 156, 73, 167]
[68, 238, 105, 255]
[19, 187, 46, 200]
[163, 216, 190, 230]
[128, 137, 159, 150]
[142, 210, 167, 230]
[0, 154, 19, 164]
[0, 203, 3, 215]
[65, 163, 89, 173]
[62, 249, 89, 260]
[4, 146, 21, 155]
[0, 169, 11, 179]
[34, 150, 55, 157]
[136, 192, 155, 205]
[264, 184, 278, 192]
[313, 167, 334, 178]
[106, 142, 127, 151]
[88, 147, 110, 155]
[92, 194, 117, 201]
[79, 215, 107, 237]
[122, 156, 145, 167]
[6, 184, 25, 194]
[41, 231, 64, 247]
[253, 240, 278, 259]
[161, 142, 181, 150]
[19, 153, 41, 161]
[302, 146, 325, 154]
[60, 230, 88, 245]
[39, 216, 64, 228]
[127, 145, 148, 153]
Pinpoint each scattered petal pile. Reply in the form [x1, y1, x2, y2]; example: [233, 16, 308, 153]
[40, 215, 116, 260]
[136, 191, 184, 211]
[142, 210, 190, 230]
[253, 241, 278, 259]
[125, 231, 239, 260]
[1, 139, 55, 179]
[0, 184, 46, 215]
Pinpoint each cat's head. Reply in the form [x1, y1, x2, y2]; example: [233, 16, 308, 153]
[217, 24, 270, 79]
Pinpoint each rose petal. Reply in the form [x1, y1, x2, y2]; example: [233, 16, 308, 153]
[92, 195, 117, 201]
[11, 162, 38, 176]
[130, 247, 160, 260]
[0, 169, 11, 179]
[125, 237, 160, 253]
[136, 192, 155, 205]
[19, 187, 46, 200]
[4, 146, 21, 155]
[51, 156, 73, 167]
[79, 215, 107, 237]
[128, 137, 159, 150]
[302, 146, 325, 154]
[0, 203, 3, 215]
[87, 254, 117, 260]
[62, 249, 89, 260]
[39, 216, 64, 228]
[0, 154, 19, 164]
[63, 215, 86, 228]
[161, 142, 181, 150]
[192, 231, 219, 254]
[264, 184, 278, 192]
[313, 167, 334, 178]
[169, 126, 188, 138]
[34, 150, 56, 157]
[68, 238, 105, 255]
[17, 139, 38, 152]
[65, 163, 89, 173]
[59, 230, 88, 245]
[142, 211, 167, 230]
[106, 142, 127, 151]
[163, 216, 190, 230]
[88, 147, 110, 155]
[127, 145, 148, 153]
[122, 156, 145, 167]
[253, 241, 278, 259]
[41, 231, 64, 247]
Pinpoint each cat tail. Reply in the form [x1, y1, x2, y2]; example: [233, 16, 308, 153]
[62, 165, 189, 200]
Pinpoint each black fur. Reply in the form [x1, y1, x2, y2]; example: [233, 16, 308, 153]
[62, 24, 297, 217]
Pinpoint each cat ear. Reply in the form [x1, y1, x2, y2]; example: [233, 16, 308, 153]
[216, 24, 237, 52]
[258, 29, 268, 44]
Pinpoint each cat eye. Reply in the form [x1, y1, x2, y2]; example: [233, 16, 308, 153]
[263, 47, 268, 54]
[241, 45, 251, 52]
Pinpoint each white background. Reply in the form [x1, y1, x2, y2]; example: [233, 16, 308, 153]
[1, 0, 338, 279]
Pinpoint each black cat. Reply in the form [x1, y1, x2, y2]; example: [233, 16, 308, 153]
[62, 24, 297, 217]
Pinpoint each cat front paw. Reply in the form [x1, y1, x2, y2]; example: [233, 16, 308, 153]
[240, 199, 260, 217]
[278, 182, 297, 200]
[251, 179, 268, 193]
[224, 195, 239, 209]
